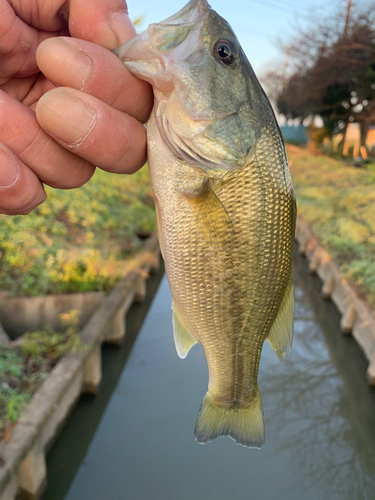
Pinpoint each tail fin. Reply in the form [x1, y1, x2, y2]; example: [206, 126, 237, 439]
[194, 388, 264, 448]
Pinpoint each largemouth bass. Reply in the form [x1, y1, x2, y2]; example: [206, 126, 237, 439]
[115, 0, 296, 448]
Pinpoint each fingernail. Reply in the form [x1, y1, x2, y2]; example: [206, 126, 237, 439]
[110, 11, 136, 47]
[0, 145, 19, 187]
[37, 89, 96, 146]
[38, 38, 92, 90]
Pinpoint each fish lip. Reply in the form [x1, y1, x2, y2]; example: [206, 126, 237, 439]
[162, 0, 210, 25]
[112, 34, 140, 59]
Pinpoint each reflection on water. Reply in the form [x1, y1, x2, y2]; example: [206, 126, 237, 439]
[261, 253, 375, 500]
[42, 249, 375, 500]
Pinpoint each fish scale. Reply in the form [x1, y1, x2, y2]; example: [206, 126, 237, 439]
[116, 0, 296, 447]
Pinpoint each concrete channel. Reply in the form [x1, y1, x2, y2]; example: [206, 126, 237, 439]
[0, 235, 161, 500]
[41, 248, 375, 500]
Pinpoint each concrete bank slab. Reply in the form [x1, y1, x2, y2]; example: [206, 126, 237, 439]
[0, 293, 105, 340]
[0, 234, 160, 500]
[0, 323, 9, 344]
[295, 218, 375, 385]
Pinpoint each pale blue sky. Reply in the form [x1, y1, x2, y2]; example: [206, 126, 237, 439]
[127, 0, 335, 76]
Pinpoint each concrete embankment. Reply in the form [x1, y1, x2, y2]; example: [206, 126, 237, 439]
[295, 217, 375, 384]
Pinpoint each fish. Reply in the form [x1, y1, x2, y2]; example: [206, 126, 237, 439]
[115, 0, 296, 448]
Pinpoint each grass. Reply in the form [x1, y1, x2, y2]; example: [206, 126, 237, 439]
[0, 310, 87, 441]
[288, 145, 375, 307]
[0, 165, 156, 297]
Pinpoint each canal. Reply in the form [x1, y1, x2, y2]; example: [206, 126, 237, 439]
[42, 250, 375, 500]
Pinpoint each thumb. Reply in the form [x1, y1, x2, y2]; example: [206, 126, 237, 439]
[68, 0, 136, 50]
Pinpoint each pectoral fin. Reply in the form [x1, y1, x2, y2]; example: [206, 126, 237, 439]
[172, 302, 197, 359]
[184, 178, 234, 242]
[267, 277, 294, 362]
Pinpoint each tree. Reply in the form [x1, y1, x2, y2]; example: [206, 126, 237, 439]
[266, 1, 375, 147]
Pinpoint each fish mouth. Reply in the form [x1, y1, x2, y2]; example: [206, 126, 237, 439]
[114, 0, 210, 86]
[162, 0, 210, 24]
[114, 0, 210, 58]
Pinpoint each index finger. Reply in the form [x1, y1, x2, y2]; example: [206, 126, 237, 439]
[0, 0, 134, 85]
[68, 0, 136, 49]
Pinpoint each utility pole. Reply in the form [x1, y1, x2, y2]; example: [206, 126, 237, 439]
[282, 48, 290, 87]
[344, 0, 352, 36]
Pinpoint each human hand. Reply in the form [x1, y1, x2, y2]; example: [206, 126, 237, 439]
[0, 0, 153, 215]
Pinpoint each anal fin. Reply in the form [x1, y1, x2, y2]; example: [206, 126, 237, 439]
[267, 276, 294, 362]
[172, 302, 197, 359]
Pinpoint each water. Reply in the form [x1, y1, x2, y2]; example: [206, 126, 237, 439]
[42, 251, 375, 500]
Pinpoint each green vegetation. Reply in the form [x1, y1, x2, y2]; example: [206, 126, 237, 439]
[0, 310, 87, 440]
[0, 166, 156, 297]
[288, 145, 375, 307]
[0, 165, 157, 439]
[22, 309, 88, 359]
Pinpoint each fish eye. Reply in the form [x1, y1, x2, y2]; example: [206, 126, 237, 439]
[213, 39, 237, 65]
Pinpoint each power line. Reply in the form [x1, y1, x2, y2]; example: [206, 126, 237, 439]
[344, 0, 352, 36]
[245, 0, 310, 17]
[236, 26, 274, 40]
[277, 0, 319, 7]
[276, 0, 313, 8]
[132, 0, 321, 18]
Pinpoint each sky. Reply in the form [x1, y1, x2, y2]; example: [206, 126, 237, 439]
[126, 0, 336, 77]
